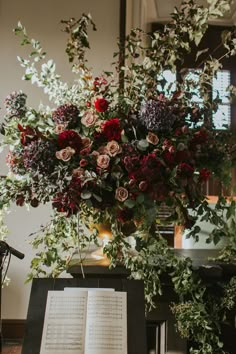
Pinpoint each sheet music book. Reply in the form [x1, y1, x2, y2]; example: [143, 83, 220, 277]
[39, 289, 127, 354]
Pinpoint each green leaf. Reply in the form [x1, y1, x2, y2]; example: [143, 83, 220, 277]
[137, 139, 149, 151]
[81, 191, 92, 199]
[124, 199, 136, 208]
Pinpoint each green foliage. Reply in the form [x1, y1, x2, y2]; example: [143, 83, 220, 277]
[61, 14, 97, 65]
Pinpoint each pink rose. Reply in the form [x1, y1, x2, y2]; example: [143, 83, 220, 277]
[97, 154, 110, 169]
[146, 132, 159, 145]
[91, 150, 100, 158]
[81, 137, 91, 148]
[55, 147, 75, 161]
[81, 111, 98, 127]
[106, 140, 122, 156]
[115, 187, 129, 202]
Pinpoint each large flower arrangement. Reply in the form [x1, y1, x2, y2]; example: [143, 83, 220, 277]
[1, 1, 236, 352]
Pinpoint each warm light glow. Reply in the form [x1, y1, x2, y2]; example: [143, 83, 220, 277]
[99, 231, 112, 240]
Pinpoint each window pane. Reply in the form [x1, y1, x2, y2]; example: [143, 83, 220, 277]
[213, 70, 230, 103]
[213, 104, 230, 129]
[184, 69, 203, 104]
[213, 70, 231, 129]
[156, 70, 176, 96]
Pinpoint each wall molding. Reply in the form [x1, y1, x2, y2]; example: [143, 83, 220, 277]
[2, 319, 25, 340]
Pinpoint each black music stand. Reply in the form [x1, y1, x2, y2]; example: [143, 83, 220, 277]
[22, 277, 147, 354]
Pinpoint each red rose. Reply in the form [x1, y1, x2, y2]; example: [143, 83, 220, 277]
[57, 130, 82, 153]
[102, 118, 122, 141]
[94, 98, 109, 112]
[162, 151, 174, 166]
[199, 168, 211, 182]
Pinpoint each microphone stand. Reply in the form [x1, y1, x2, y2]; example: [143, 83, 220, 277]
[0, 241, 25, 353]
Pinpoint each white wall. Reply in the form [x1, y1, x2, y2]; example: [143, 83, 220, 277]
[0, 0, 120, 319]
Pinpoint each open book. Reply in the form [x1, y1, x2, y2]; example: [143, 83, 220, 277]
[40, 288, 127, 354]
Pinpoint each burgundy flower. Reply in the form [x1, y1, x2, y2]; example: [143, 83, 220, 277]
[102, 118, 122, 141]
[94, 98, 109, 112]
[162, 151, 175, 166]
[123, 155, 141, 172]
[178, 162, 194, 177]
[18, 124, 38, 146]
[142, 153, 161, 170]
[57, 130, 82, 153]
[93, 77, 108, 89]
[16, 194, 25, 206]
[199, 168, 211, 182]
[52, 177, 83, 216]
[23, 139, 57, 175]
[52, 104, 79, 127]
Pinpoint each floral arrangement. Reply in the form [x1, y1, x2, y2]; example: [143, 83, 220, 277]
[1, 1, 236, 352]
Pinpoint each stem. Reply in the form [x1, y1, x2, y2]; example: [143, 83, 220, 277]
[77, 215, 85, 279]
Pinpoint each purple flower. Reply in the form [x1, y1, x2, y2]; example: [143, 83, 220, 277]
[139, 99, 176, 132]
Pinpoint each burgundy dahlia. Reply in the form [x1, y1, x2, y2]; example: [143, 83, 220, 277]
[52, 104, 79, 127]
[102, 118, 122, 141]
[57, 130, 82, 153]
